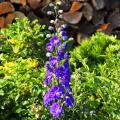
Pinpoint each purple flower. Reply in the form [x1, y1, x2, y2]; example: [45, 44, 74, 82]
[64, 92, 74, 108]
[45, 62, 53, 72]
[50, 102, 64, 118]
[63, 60, 70, 74]
[63, 36, 68, 40]
[60, 74, 70, 85]
[49, 85, 65, 99]
[64, 52, 69, 59]
[46, 43, 53, 52]
[54, 66, 65, 78]
[57, 50, 64, 60]
[44, 92, 54, 107]
[50, 36, 60, 46]
[62, 43, 67, 50]
[45, 70, 52, 86]
[60, 31, 67, 37]
[60, 30, 68, 40]
[49, 56, 58, 66]
[44, 85, 65, 107]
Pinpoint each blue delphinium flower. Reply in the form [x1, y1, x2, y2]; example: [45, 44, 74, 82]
[44, 23, 74, 118]
[60, 29, 68, 40]
[45, 70, 52, 86]
[49, 56, 58, 66]
[46, 43, 53, 52]
[44, 91, 54, 107]
[54, 66, 65, 78]
[44, 85, 65, 107]
[50, 102, 64, 118]
[49, 85, 65, 99]
[50, 36, 60, 46]
[64, 92, 74, 108]
[57, 49, 64, 60]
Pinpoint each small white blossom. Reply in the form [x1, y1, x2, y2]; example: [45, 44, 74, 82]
[54, 6, 57, 10]
[54, 19, 59, 24]
[59, 14, 63, 19]
[50, 20, 54, 24]
[62, 24, 67, 28]
[46, 52, 52, 57]
[48, 26, 54, 31]
[47, 11, 54, 15]
[46, 34, 51, 38]
[58, 10, 63, 14]
[56, 1, 62, 5]
[49, 3, 54, 7]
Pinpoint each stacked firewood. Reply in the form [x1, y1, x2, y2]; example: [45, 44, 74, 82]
[61, 0, 120, 42]
[0, 0, 120, 41]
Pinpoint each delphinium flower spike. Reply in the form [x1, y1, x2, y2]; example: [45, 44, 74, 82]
[44, 2, 74, 118]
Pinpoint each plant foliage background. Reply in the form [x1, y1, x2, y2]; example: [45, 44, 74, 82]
[0, 19, 120, 120]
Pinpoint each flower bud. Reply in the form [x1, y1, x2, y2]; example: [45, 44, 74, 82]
[48, 26, 54, 31]
[46, 52, 52, 57]
[50, 20, 55, 24]
[46, 34, 51, 38]
[58, 10, 63, 14]
[49, 3, 54, 7]
[56, 1, 62, 5]
[47, 11, 54, 15]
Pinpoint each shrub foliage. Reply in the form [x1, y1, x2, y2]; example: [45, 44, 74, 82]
[0, 18, 120, 120]
[70, 32, 120, 120]
[0, 18, 47, 120]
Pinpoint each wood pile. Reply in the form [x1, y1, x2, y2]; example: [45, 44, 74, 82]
[0, 0, 120, 41]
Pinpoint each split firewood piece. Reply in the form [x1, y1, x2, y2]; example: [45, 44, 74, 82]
[109, 0, 120, 9]
[27, 0, 42, 10]
[62, 11, 83, 24]
[27, 11, 50, 26]
[0, 2, 15, 15]
[92, 10, 107, 25]
[0, 16, 5, 28]
[70, 1, 82, 13]
[97, 23, 110, 32]
[107, 12, 120, 30]
[92, 0, 105, 10]
[82, 3, 93, 21]
[76, 33, 89, 44]
[19, 5, 31, 15]
[5, 12, 15, 27]
[14, 11, 26, 19]
[10, 0, 27, 6]
[96, 23, 113, 34]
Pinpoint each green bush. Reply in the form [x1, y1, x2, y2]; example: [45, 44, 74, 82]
[70, 32, 120, 120]
[0, 18, 47, 64]
[0, 18, 47, 120]
[0, 18, 120, 120]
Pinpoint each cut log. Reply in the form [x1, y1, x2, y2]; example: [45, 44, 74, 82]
[82, 3, 93, 21]
[0, 2, 15, 15]
[92, 0, 105, 10]
[27, 0, 42, 10]
[14, 11, 26, 19]
[63, 11, 83, 24]
[0, 16, 5, 28]
[70, 1, 82, 12]
[10, 0, 27, 6]
[108, 12, 120, 29]
[5, 12, 15, 27]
